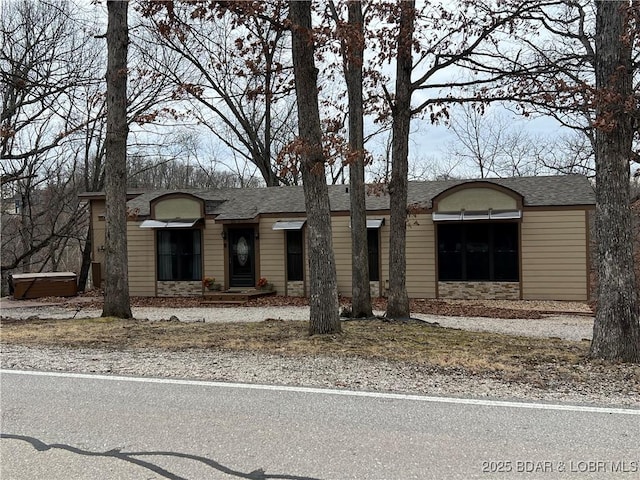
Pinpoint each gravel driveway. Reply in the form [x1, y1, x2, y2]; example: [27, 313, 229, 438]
[0, 300, 594, 341]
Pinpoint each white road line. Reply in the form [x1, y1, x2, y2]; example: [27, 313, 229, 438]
[2, 369, 638, 415]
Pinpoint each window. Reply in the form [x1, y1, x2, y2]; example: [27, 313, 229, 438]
[286, 230, 304, 281]
[367, 228, 380, 282]
[157, 230, 202, 281]
[438, 224, 463, 281]
[437, 223, 518, 281]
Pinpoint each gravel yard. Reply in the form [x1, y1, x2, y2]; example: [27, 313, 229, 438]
[3, 341, 637, 408]
[3, 295, 637, 409]
[0, 296, 594, 341]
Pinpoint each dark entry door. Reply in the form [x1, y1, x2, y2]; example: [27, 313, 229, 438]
[229, 228, 255, 288]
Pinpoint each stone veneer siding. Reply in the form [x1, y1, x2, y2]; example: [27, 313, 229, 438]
[157, 281, 202, 297]
[287, 281, 305, 297]
[438, 281, 520, 300]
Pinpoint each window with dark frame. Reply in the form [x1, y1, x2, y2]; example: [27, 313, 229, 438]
[367, 228, 380, 282]
[286, 230, 304, 281]
[437, 222, 518, 282]
[157, 229, 202, 281]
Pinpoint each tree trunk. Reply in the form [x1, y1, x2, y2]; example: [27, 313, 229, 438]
[386, 0, 414, 319]
[262, 45, 280, 188]
[102, 0, 132, 319]
[346, 0, 372, 318]
[289, 0, 341, 335]
[77, 224, 92, 292]
[590, 0, 640, 362]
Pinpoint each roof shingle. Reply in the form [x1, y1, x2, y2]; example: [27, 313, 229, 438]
[125, 175, 595, 220]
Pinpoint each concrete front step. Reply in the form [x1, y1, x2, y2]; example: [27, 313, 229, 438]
[201, 289, 276, 304]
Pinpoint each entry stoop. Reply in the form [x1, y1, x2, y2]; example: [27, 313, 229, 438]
[201, 289, 276, 305]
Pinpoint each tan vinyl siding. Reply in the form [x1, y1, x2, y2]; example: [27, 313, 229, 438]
[107, 205, 591, 302]
[127, 222, 155, 296]
[329, 216, 394, 298]
[331, 216, 353, 296]
[92, 200, 106, 261]
[154, 197, 201, 219]
[123, 220, 220, 297]
[326, 213, 434, 299]
[203, 220, 224, 287]
[91, 200, 106, 223]
[377, 216, 390, 297]
[437, 188, 518, 211]
[258, 220, 291, 294]
[521, 210, 588, 301]
[89, 200, 107, 288]
[406, 214, 436, 298]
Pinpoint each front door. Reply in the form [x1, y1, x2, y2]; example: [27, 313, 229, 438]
[229, 228, 255, 288]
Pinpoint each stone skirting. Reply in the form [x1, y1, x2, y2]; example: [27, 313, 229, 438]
[287, 281, 305, 297]
[157, 281, 202, 297]
[438, 281, 520, 300]
[370, 281, 381, 298]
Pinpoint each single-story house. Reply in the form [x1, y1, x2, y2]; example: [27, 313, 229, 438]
[80, 174, 595, 301]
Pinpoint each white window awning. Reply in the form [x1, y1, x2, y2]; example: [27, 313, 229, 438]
[140, 218, 201, 228]
[463, 211, 491, 221]
[349, 218, 385, 229]
[432, 210, 521, 222]
[488, 210, 522, 220]
[432, 212, 463, 221]
[366, 218, 385, 229]
[272, 220, 306, 230]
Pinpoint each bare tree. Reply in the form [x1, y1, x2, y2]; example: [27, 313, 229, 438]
[1, 0, 96, 182]
[447, 105, 502, 178]
[1, 159, 87, 276]
[1, 0, 101, 284]
[1, 0, 178, 293]
[479, 0, 639, 361]
[328, 0, 373, 317]
[290, 0, 341, 335]
[446, 105, 554, 178]
[364, 0, 547, 318]
[126, 131, 261, 189]
[102, 0, 132, 319]
[385, 0, 414, 319]
[72, 78, 108, 292]
[71, 7, 186, 292]
[346, 0, 372, 317]
[139, 1, 296, 186]
[543, 132, 595, 178]
[589, 0, 639, 362]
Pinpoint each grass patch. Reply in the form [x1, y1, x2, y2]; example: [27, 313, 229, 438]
[1, 317, 588, 376]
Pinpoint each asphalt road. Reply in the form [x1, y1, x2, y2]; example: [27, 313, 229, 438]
[1, 370, 638, 480]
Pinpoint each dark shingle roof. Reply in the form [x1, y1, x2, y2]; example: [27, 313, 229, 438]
[407, 175, 596, 208]
[126, 175, 594, 220]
